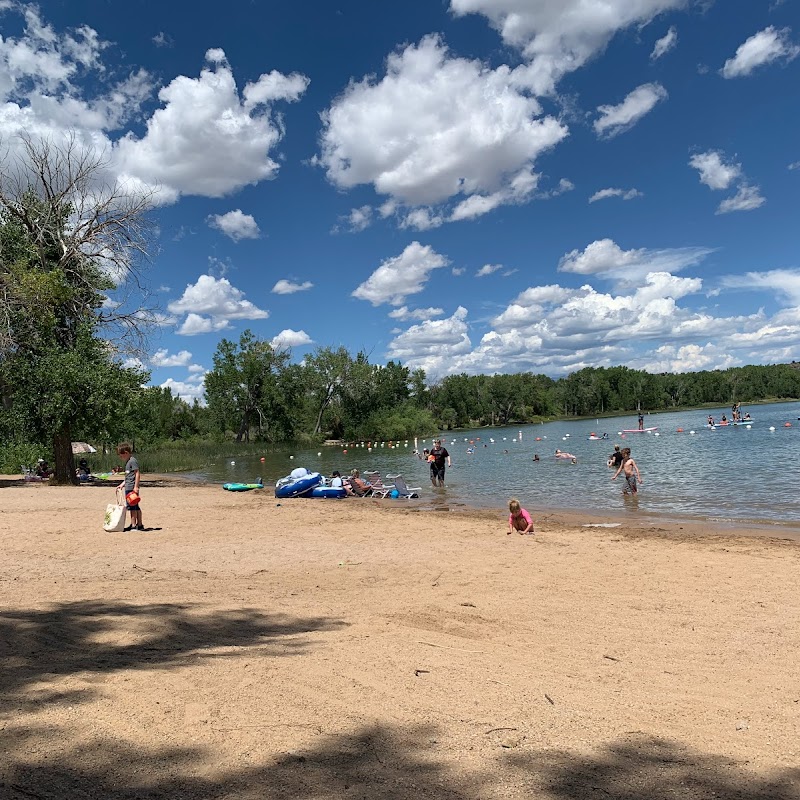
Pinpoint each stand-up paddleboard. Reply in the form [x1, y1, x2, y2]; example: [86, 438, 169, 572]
[223, 482, 264, 491]
[621, 427, 658, 433]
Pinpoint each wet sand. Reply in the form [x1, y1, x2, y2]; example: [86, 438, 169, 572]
[1, 480, 799, 799]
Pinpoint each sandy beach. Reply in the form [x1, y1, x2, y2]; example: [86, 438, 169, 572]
[1, 479, 799, 799]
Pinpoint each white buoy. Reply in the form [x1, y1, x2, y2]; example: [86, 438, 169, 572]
[689, 430, 695, 435]
[746, 425, 751, 429]
[230, 460, 235, 465]
[289, 455, 294, 459]
[562, 436, 567, 441]
[769, 426, 776, 431]
[317, 452, 322, 456]
[654, 432, 660, 437]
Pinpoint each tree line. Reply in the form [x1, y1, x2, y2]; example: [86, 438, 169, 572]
[1, 138, 798, 481]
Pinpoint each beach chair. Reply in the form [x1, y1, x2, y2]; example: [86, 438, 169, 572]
[387, 474, 421, 499]
[362, 471, 392, 498]
[343, 477, 371, 497]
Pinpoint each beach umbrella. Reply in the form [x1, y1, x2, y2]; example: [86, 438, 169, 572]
[71, 442, 97, 454]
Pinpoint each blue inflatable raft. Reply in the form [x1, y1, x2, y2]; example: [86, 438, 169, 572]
[310, 485, 347, 499]
[275, 469, 322, 498]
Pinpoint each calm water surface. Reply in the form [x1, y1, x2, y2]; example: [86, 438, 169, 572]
[186, 401, 800, 525]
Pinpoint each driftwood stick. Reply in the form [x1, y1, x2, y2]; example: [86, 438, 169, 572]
[417, 640, 486, 654]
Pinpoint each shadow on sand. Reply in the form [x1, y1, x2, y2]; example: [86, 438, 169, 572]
[1, 603, 798, 798]
[0, 600, 346, 711]
[0, 725, 798, 799]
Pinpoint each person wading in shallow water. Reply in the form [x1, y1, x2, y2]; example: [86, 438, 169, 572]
[428, 439, 451, 488]
[612, 447, 643, 495]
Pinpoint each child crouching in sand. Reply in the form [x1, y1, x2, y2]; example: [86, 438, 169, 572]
[508, 498, 534, 535]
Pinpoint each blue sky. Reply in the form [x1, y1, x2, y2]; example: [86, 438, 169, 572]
[2, 0, 799, 401]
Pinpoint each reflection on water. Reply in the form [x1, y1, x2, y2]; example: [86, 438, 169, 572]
[187, 402, 800, 524]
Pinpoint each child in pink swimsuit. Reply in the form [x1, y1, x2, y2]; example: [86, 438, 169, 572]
[508, 499, 534, 535]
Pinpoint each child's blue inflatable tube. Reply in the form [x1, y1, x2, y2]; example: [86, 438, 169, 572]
[310, 485, 347, 499]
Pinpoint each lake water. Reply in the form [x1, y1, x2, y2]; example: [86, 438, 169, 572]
[187, 401, 800, 526]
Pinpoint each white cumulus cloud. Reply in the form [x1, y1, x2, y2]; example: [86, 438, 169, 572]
[160, 377, 206, 403]
[388, 306, 445, 321]
[450, 0, 687, 94]
[558, 239, 713, 282]
[588, 187, 643, 203]
[317, 35, 567, 223]
[386, 306, 472, 373]
[169, 275, 268, 335]
[151, 348, 193, 368]
[270, 329, 313, 348]
[594, 82, 668, 138]
[651, 26, 678, 60]
[177, 313, 231, 336]
[689, 150, 742, 190]
[271, 279, 313, 294]
[115, 48, 309, 202]
[716, 184, 766, 215]
[341, 205, 373, 233]
[721, 26, 800, 78]
[476, 263, 503, 277]
[207, 209, 261, 241]
[352, 241, 449, 306]
[720, 269, 800, 306]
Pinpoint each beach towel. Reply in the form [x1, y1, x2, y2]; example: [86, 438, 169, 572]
[103, 488, 126, 532]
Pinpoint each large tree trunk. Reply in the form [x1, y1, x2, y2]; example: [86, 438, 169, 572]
[51, 427, 77, 485]
[236, 412, 249, 443]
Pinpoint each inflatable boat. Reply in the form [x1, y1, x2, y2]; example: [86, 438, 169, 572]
[275, 468, 322, 498]
[310, 485, 347, 499]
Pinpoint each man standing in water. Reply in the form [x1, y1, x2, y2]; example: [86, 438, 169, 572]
[429, 438, 451, 488]
[611, 447, 643, 495]
[638, 412, 644, 430]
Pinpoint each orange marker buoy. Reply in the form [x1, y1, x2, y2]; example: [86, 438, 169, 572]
[343, 449, 348, 454]
[676, 428, 684, 433]
[535, 437, 542, 441]
[784, 422, 792, 427]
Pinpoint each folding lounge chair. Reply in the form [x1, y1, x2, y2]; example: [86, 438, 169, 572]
[343, 477, 371, 497]
[387, 474, 421, 499]
[362, 471, 392, 498]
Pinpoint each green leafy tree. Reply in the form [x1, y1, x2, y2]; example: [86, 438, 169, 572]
[0, 137, 154, 483]
[302, 346, 355, 436]
[204, 330, 290, 442]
